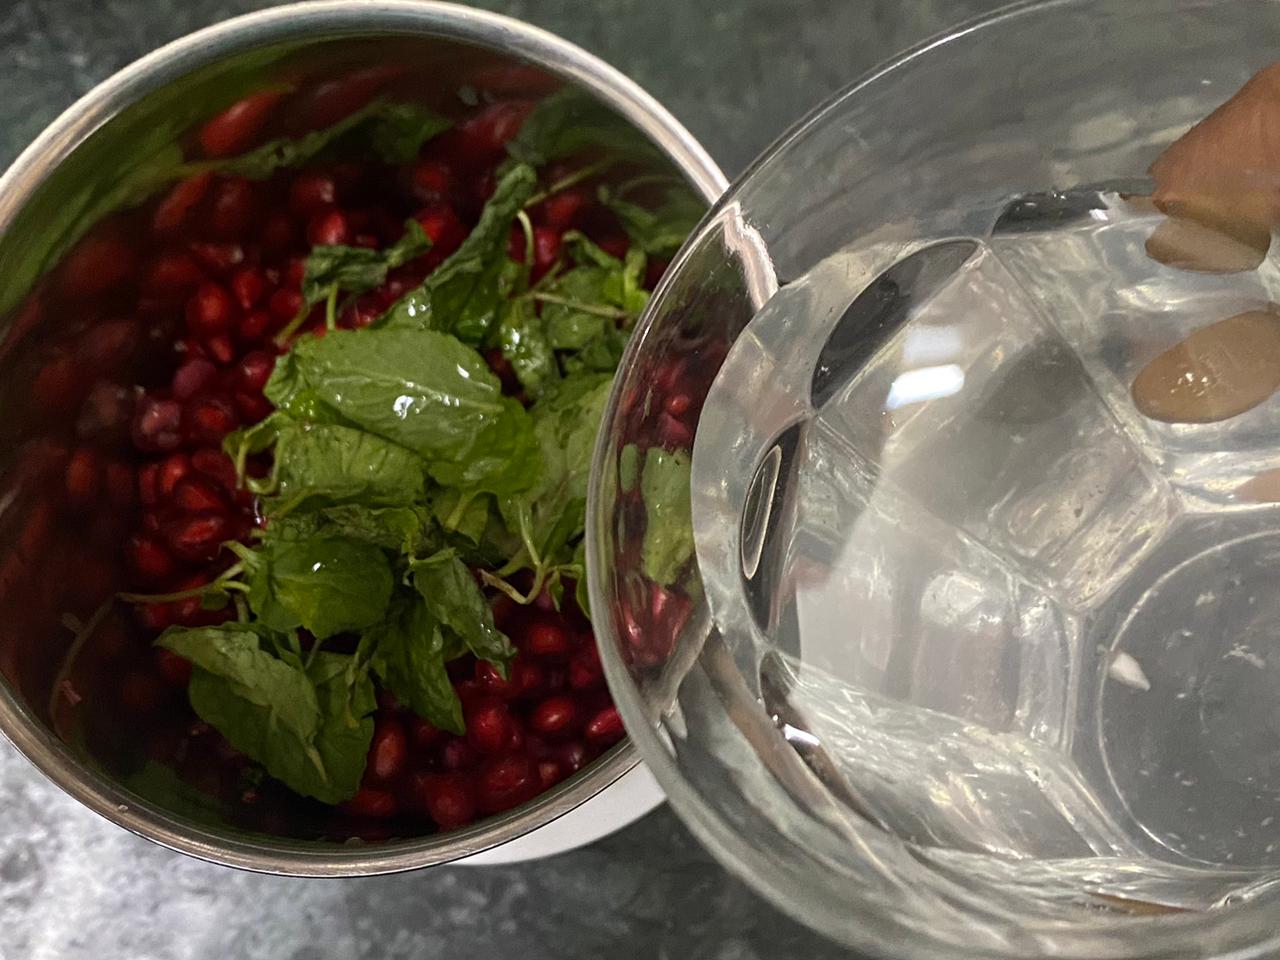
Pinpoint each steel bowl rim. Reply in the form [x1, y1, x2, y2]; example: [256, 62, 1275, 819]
[0, 0, 727, 877]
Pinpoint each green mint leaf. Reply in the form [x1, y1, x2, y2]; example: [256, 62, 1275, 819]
[598, 183, 704, 256]
[573, 539, 591, 617]
[271, 328, 540, 496]
[155, 623, 375, 802]
[410, 549, 516, 672]
[499, 297, 559, 399]
[246, 536, 394, 639]
[299, 220, 431, 308]
[503, 89, 660, 170]
[368, 102, 453, 164]
[270, 420, 429, 512]
[302, 651, 377, 803]
[367, 595, 464, 734]
[429, 489, 493, 546]
[272, 503, 438, 556]
[378, 163, 538, 343]
[561, 326, 629, 375]
[639, 446, 695, 585]
[500, 373, 613, 575]
[618, 443, 641, 493]
[539, 238, 647, 366]
[156, 623, 320, 740]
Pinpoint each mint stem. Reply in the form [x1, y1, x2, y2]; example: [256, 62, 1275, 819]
[525, 158, 615, 208]
[526, 292, 630, 319]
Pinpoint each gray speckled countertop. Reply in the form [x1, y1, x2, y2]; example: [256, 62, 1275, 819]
[0, 2, 1007, 957]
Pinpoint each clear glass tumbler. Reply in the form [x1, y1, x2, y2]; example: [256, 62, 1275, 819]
[587, 1, 1280, 957]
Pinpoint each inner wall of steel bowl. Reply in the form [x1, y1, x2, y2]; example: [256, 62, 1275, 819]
[0, 26, 705, 859]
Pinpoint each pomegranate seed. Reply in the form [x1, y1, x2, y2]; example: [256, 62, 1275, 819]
[78, 319, 139, 370]
[307, 209, 350, 247]
[408, 717, 443, 750]
[191, 449, 237, 490]
[137, 462, 160, 505]
[60, 230, 136, 298]
[119, 668, 164, 714]
[209, 177, 257, 238]
[131, 396, 183, 452]
[144, 251, 205, 296]
[584, 706, 624, 748]
[475, 660, 519, 699]
[530, 695, 580, 739]
[260, 211, 296, 256]
[657, 412, 694, 450]
[104, 461, 135, 509]
[171, 573, 212, 625]
[525, 620, 571, 659]
[234, 392, 274, 423]
[507, 658, 545, 700]
[198, 90, 284, 158]
[596, 235, 630, 260]
[171, 476, 225, 513]
[367, 720, 407, 783]
[269, 288, 304, 322]
[185, 396, 238, 444]
[127, 534, 173, 582]
[532, 227, 561, 278]
[376, 689, 401, 712]
[171, 358, 219, 400]
[440, 737, 474, 771]
[645, 257, 670, 290]
[155, 648, 192, 688]
[289, 172, 338, 216]
[541, 189, 589, 230]
[537, 758, 565, 789]
[76, 381, 133, 441]
[465, 698, 512, 755]
[185, 283, 236, 337]
[283, 257, 306, 289]
[230, 267, 268, 310]
[454, 101, 532, 162]
[414, 203, 466, 256]
[554, 740, 588, 774]
[157, 453, 192, 499]
[476, 754, 537, 814]
[664, 393, 693, 417]
[64, 448, 101, 508]
[410, 159, 453, 201]
[16, 499, 53, 559]
[298, 66, 403, 130]
[164, 513, 229, 562]
[205, 333, 236, 366]
[414, 772, 476, 828]
[236, 350, 275, 393]
[343, 786, 397, 819]
[237, 309, 273, 343]
[31, 354, 81, 412]
[136, 602, 174, 632]
[569, 644, 604, 691]
[153, 172, 215, 236]
[188, 241, 245, 275]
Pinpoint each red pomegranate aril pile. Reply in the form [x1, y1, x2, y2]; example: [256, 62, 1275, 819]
[0, 85, 669, 844]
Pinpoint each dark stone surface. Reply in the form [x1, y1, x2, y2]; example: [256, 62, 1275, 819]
[0, 1, 1006, 957]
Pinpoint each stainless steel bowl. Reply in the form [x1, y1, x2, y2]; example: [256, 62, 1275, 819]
[0, 0, 725, 875]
